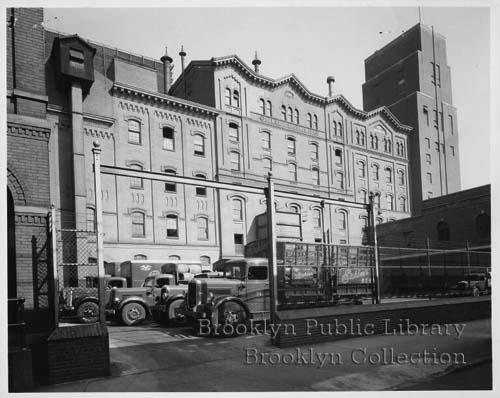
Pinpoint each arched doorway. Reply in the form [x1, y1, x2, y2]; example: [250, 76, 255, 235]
[7, 188, 17, 298]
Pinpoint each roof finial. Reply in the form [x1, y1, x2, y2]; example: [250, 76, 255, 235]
[252, 51, 261, 74]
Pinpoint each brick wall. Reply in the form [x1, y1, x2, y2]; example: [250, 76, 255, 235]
[274, 296, 490, 348]
[47, 324, 110, 384]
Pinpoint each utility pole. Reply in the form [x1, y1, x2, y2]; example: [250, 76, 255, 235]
[92, 141, 106, 325]
[266, 172, 278, 328]
[369, 192, 381, 304]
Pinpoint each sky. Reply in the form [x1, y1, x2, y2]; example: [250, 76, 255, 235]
[44, 5, 491, 190]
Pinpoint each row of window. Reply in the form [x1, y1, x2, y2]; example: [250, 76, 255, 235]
[128, 122, 207, 157]
[131, 254, 212, 266]
[357, 162, 405, 185]
[424, 138, 455, 157]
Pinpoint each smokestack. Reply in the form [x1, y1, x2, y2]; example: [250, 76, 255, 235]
[161, 46, 173, 94]
[327, 76, 335, 97]
[252, 51, 261, 74]
[179, 45, 187, 99]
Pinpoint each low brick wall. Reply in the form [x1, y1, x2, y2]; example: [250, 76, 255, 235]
[273, 296, 491, 348]
[47, 323, 109, 384]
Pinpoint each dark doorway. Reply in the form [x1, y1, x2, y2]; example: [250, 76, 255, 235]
[7, 188, 17, 298]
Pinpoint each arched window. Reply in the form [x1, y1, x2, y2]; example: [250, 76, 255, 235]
[294, 109, 299, 124]
[166, 214, 179, 238]
[229, 151, 240, 171]
[312, 167, 320, 185]
[259, 98, 265, 115]
[398, 170, 405, 185]
[134, 254, 147, 260]
[287, 107, 293, 122]
[359, 189, 367, 204]
[228, 122, 239, 141]
[197, 217, 209, 240]
[361, 132, 365, 146]
[385, 167, 392, 184]
[332, 120, 337, 135]
[232, 198, 243, 221]
[437, 221, 450, 241]
[312, 208, 322, 228]
[375, 193, 381, 208]
[338, 211, 347, 230]
[128, 119, 141, 144]
[370, 133, 374, 148]
[476, 213, 490, 238]
[372, 164, 380, 180]
[287, 137, 296, 155]
[263, 157, 272, 171]
[374, 136, 379, 149]
[195, 174, 207, 196]
[86, 207, 96, 232]
[164, 168, 177, 193]
[225, 88, 231, 106]
[289, 204, 300, 214]
[383, 138, 388, 152]
[358, 161, 366, 178]
[313, 114, 318, 130]
[162, 126, 175, 151]
[386, 194, 394, 211]
[307, 113, 312, 128]
[387, 139, 392, 152]
[194, 134, 205, 156]
[169, 255, 180, 260]
[232, 90, 240, 108]
[200, 256, 211, 267]
[288, 163, 297, 181]
[311, 143, 319, 161]
[130, 164, 143, 189]
[399, 197, 406, 212]
[261, 131, 271, 149]
[131, 211, 145, 237]
[266, 101, 272, 116]
[356, 130, 360, 145]
[281, 105, 287, 120]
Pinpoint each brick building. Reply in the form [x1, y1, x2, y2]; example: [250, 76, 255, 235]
[363, 23, 461, 214]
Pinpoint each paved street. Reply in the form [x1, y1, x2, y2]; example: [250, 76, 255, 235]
[36, 318, 492, 392]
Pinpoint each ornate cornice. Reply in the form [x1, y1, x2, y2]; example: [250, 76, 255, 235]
[15, 213, 48, 226]
[7, 121, 51, 141]
[83, 126, 114, 140]
[112, 82, 219, 118]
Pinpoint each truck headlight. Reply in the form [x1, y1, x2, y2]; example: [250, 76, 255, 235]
[113, 297, 121, 304]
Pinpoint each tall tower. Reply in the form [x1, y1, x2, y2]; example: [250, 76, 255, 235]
[362, 23, 460, 214]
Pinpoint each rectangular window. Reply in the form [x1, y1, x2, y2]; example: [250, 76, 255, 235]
[436, 64, 441, 86]
[450, 146, 455, 156]
[130, 165, 143, 189]
[263, 157, 272, 171]
[234, 234, 244, 255]
[194, 134, 205, 156]
[230, 152, 240, 171]
[336, 172, 344, 189]
[433, 110, 439, 128]
[425, 138, 431, 149]
[164, 169, 176, 193]
[435, 142, 440, 152]
[423, 107, 429, 126]
[334, 149, 342, 165]
[162, 127, 174, 151]
[311, 143, 319, 160]
[287, 138, 296, 156]
[128, 120, 141, 145]
[262, 132, 271, 149]
[197, 218, 208, 240]
[196, 186, 206, 196]
[427, 172, 432, 183]
[166, 216, 178, 238]
[229, 123, 239, 141]
[288, 163, 297, 181]
[426, 153, 431, 165]
[132, 213, 145, 237]
[449, 115, 454, 134]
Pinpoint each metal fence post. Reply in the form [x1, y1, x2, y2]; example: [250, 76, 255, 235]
[92, 141, 106, 325]
[369, 192, 380, 304]
[51, 205, 59, 327]
[466, 240, 471, 288]
[426, 237, 432, 298]
[266, 172, 278, 327]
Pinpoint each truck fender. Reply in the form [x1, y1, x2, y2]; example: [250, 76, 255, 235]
[73, 295, 98, 309]
[119, 297, 150, 315]
[210, 296, 251, 324]
[164, 294, 186, 308]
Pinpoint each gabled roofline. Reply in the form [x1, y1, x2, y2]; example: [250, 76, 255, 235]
[170, 54, 412, 134]
[112, 82, 219, 117]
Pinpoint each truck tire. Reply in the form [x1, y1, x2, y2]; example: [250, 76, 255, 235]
[76, 301, 99, 324]
[121, 302, 146, 326]
[213, 300, 248, 337]
[167, 298, 187, 327]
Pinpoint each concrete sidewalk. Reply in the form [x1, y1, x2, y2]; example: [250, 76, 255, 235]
[35, 318, 492, 392]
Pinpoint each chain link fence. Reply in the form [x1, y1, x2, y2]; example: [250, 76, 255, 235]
[54, 210, 101, 323]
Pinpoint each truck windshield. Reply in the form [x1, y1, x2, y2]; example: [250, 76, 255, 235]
[225, 263, 246, 279]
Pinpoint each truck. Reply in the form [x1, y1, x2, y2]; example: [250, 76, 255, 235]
[177, 241, 375, 336]
[59, 260, 185, 323]
[107, 261, 205, 325]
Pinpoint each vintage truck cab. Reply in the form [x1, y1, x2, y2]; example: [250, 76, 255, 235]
[59, 275, 127, 323]
[181, 258, 270, 334]
[106, 274, 183, 325]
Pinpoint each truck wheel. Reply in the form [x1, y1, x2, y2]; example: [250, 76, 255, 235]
[77, 301, 99, 323]
[167, 298, 187, 327]
[121, 302, 146, 326]
[213, 301, 248, 337]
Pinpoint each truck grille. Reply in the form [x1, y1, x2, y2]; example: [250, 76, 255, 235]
[188, 279, 208, 308]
